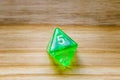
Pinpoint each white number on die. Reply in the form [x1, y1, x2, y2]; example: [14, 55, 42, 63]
[57, 35, 65, 44]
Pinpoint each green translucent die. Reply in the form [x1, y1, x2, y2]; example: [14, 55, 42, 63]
[47, 28, 78, 67]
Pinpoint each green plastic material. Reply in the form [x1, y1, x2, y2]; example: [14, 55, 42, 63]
[47, 28, 78, 67]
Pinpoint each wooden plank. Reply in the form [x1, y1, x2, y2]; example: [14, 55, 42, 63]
[0, 0, 119, 25]
[0, 66, 120, 75]
[0, 25, 119, 66]
[0, 75, 120, 80]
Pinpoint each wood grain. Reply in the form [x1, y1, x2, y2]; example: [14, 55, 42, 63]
[0, 0, 120, 25]
[0, 25, 120, 80]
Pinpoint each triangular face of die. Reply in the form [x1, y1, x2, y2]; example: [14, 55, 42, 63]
[47, 28, 78, 67]
[53, 46, 77, 67]
[47, 28, 78, 53]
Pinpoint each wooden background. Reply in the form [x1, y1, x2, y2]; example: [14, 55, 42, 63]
[0, 0, 120, 80]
